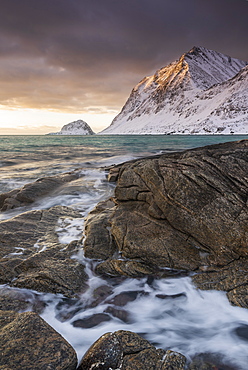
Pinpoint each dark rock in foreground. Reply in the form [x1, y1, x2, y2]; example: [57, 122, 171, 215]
[78, 330, 186, 370]
[84, 140, 248, 308]
[188, 353, 238, 369]
[0, 310, 77, 370]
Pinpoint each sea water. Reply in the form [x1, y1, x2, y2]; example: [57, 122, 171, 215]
[0, 134, 248, 368]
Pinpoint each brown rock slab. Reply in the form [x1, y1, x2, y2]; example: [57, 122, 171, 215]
[110, 201, 201, 271]
[85, 140, 248, 308]
[188, 353, 238, 370]
[113, 140, 248, 270]
[0, 311, 77, 370]
[161, 350, 186, 369]
[121, 347, 165, 369]
[0, 206, 88, 297]
[0, 171, 82, 212]
[72, 313, 111, 328]
[96, 258, 165, 278]
[0, 286, 46, 314]
[12, 256, 88, 297]
[106, 291, 140, 306]
[78, 330, 187, 370]
[90, 284, 113, 307]
[0, 205, 81, 259]
[192, 258, 248, 308]
[107, 166, 121, 182]
[83, 199, 117, 260]
[77, 332, 122, 370]
[115, 330, 153, 354]
[104, 306, 130, 323]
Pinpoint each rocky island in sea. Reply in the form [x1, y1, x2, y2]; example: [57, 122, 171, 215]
[0, 138, 248, 369]
[48, 119, 95, 135]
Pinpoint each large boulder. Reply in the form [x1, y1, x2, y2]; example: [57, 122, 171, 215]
[84, 140, 248, 307]
[78, 330, 186, 370]
[0, 206, 88, 297]
[0, 310, 77, 370]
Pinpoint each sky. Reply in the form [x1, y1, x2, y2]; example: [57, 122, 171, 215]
[0, 0, 247, 134]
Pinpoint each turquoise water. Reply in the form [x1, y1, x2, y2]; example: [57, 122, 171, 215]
[0, 134, 246, 191]
[0, 134, 247, 154]
[0, 134, 247, 196]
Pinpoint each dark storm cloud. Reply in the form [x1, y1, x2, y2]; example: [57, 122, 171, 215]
[0, 0, 247, 113]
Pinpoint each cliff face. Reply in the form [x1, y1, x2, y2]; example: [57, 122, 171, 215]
[100, 47, 247, 134]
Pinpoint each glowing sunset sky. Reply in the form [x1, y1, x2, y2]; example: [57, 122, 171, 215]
[0, 0, 247, 134]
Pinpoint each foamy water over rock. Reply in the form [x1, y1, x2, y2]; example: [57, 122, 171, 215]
[0, 137, 248, 369]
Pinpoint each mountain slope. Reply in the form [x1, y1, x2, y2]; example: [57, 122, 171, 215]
[100, 47, 247, 135]
[49, 120, 95, 135]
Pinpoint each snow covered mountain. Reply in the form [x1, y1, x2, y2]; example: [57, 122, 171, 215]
[49, 120, 95, 135]
[100, 46, 248, 135]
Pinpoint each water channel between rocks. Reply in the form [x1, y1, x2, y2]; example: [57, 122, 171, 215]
[1, 135, 248, 369]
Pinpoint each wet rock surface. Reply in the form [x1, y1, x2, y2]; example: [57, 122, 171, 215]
[0, 206, 88, 297]
[83, 199, 117, 260]
[188, 353, 239, 370]
[77, 332, 123, 370]
[192, 257, 248, 308]
[234, 324, 248, 341]
[0, 286, 46, 314]
[85, 140, 248, 308]
[0, 170, 82, 211]
[72, 313, 112, 328]
[95, 257, 166, 278]
[0, 311, 78, 370]
[106, 290, 141, 306]
[78, 330, 187, 370]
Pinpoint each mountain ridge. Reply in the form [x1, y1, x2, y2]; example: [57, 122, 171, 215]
[100, 46, 247, 135]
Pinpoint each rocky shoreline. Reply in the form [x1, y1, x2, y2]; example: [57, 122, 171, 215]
[0, 139, 247, 369]
[85, 139, 248, 308]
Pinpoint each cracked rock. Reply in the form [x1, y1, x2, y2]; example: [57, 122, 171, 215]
[84, 140, 248, 308]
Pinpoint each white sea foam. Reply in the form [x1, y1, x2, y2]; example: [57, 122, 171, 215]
[56, 218, 84, 244]
[0, 168, 115, 221]
[33, 241, 47, 254]
[39, 273, 248, 368]
[3, 247, 25, 258]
